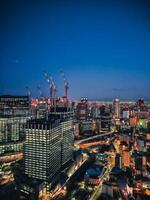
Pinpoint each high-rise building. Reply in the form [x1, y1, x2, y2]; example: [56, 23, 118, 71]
[122, 110, 130, 119]
[0, 95, 29, 108]
[79, 120, 93, 135]
[0, 117, 26, 155]
[137, 98, 145, 111]
[100, 105, 111, 131]
[0, 95, 31, 155]
[76, 98, 88, 121]
[61, 117, 74, 165]
[113, 99, 120, 119]
[24, 118, 62, 182]
[91, 107, 100, 119]
[24, 108, 74, 188]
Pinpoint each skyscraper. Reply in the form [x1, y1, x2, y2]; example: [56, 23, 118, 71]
[0, 117, 27, 155]
[25, 118, 62, 181]
[76, 98, 88, 121]
[0, 95, 30, 155]
[100, 105, 111, 131]
[24, 108, 74, 191]
[113, 99, 120, 119]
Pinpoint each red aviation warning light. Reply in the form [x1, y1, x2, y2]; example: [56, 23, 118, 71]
[31, 98, 38, 107]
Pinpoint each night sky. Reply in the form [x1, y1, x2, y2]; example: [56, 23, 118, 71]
[0, 0, 150, 100]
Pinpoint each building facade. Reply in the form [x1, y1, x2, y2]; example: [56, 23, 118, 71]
[0, 95, 31, 155]
[24, 109, 74, 187]
[0, 116, 27, 155]
[24, 119, 62, 182]
[113, 98, 120, 119]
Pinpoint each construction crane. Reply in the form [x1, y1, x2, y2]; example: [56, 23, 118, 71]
[60, 71, 69, 100]
[44, 72, 53, 102]
[50, 76, 57, 100]
[44, 72, 57, 107]
[50, 76, 57, 109]
[37, 85, 44, 99]
[25, 86, 31, 98]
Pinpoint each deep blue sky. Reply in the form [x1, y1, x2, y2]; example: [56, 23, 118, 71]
[0, 0, 150, 100]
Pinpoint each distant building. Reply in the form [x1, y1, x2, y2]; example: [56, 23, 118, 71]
[91, 107, 100, 119]
[129, 117, 137, 127]
[137, 111, 149, 119]
[92, 119, 101, 134]
[137, 98, 146, 111]
[79, 120, 93, 135]
[122, 110, 130, 119]
[136, 137, 145, 152]
[113, 99, 120, 119]
[0, 95, 29, 109]
[100, 105, 111, 131]
[73, 121, 79, 137]
[76, 98, 88, 121]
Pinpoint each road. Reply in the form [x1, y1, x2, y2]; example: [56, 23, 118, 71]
[0, 152, 23, 163]
[89, 166, 112, 200]
[75, 131, 114, 145]
[51, 155, 89, 200]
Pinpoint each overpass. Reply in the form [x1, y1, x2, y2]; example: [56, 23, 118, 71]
[75, 131, 114, 145]
[78, 140, 109, 149]
[0, 152, 23, 163]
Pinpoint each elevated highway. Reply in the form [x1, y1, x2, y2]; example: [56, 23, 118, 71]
[75, 131, 114, 145]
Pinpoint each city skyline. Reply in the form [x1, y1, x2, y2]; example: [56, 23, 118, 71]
[1, 0, 150, 100]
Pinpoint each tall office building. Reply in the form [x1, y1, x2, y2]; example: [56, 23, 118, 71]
[0, 95, 31, 155]
[100, 105, 111, 131]
[76, 98, 88, 121]
[0, 95, 29, 106]
[137, 98, 145, 111]
[113, 99, 120, 119]
[24, 118, 62, 182]
[0, 117, 27, 155]
[61, 119, 74, 165]
[24, 108, 74, 188]
[91, 106, 100, 119]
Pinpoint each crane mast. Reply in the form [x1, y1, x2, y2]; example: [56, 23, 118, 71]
[50, 76, 57, 108]
[61, 71, 69, 106]
[25, 86, 31, 98]
[37, 85, 44, 99]
[44, 72, 57, 108]
[44, 72, 53, 105]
